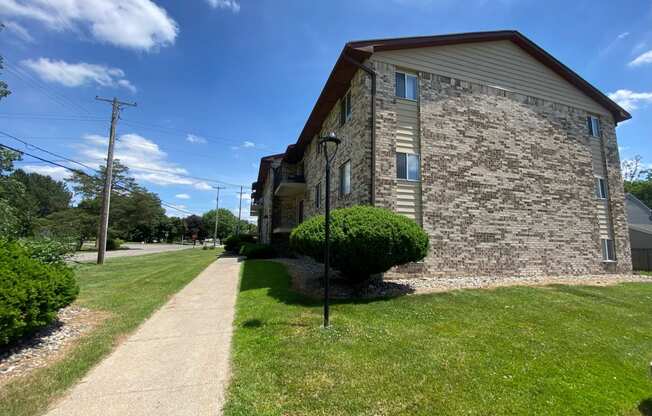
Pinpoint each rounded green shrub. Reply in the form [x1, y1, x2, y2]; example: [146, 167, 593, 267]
[290, 206, 429, 281]
[0, 239, 79, 346]
[106, 238, 124, 251]
[239, 243, 276, 259]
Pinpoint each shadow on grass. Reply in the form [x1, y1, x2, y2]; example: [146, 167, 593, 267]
[239, 259, 409, 307]
[639, 398, 652, 415]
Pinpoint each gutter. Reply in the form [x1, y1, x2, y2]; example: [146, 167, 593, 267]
[343, 53, 377, 205]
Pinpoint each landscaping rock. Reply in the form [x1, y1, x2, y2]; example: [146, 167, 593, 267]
[274, 257, 652, 299]
[0, 305, 104, 385]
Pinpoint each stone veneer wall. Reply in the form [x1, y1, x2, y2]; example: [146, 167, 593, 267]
[372, 59, 631, 277]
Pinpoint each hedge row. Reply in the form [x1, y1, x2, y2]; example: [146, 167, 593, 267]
[0, 239, 79, 346]
[224, 234, 255, 253]
[239, 242, 276, 259]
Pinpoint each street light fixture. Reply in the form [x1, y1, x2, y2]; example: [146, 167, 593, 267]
[319, 132, 341, 328]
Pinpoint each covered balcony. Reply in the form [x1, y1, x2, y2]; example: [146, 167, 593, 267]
[274, 173, 306, 197]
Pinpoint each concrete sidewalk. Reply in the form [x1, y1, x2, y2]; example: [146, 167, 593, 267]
[47, 256, 241, 416]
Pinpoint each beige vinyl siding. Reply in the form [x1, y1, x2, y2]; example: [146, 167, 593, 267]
[591, 139, 606, 177]
[396, 99, 419, 153]
[396, 181, 421, 222]
[590, 137, 611, 239]
[395, 96, 421, 223]
[596, 200, 611, 239]
[374, 40, 609, 115]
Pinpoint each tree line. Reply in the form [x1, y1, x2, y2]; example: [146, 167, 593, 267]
[622, 155, 652, 208]
[0, 149, 254, 249]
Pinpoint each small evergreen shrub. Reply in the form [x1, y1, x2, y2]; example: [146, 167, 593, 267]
[224, 234, 255, 253]
[239, 243, 276, 259]
[106, 238, 124, 251]
[0, 239, 79, 346]
[290, 206, 429, 282]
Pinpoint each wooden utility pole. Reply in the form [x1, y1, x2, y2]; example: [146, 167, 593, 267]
[236, 186, 244, 236]
[95, 96, 136, 265]
[212, 186, 226, 247]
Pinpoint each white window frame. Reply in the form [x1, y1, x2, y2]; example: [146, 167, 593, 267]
[396, 152, 420, 181]
[395, 71, 418, 101]
[588, 115, 601, 138]
[601, 238, 615, 262]
[339, 160, 351, 196]
[344, 90, 352, 121]
[595, 176, 607, 199]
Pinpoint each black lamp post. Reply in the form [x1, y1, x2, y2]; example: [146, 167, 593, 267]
[319, 132, 341, 328]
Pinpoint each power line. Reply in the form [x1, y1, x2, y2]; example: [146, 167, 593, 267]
[0, 129, 98, 173]
[0, 114, 104, 122]
[0, 142, 197, 216]
[0, 129, 250, 188]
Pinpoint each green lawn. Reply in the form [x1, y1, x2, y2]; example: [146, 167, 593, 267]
[0, 248, 219, 416]
[224, 260, 652, 416]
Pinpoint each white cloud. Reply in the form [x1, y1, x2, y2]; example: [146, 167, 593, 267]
[617, 32, 630, 40]
[193, 181, 213, 191]
[22, 58, 136, 92]
[175, 193, 190, 199]
[230, 140, 259, 151]
[186, 134, 207, 144]
[3, 20, 34, 42]
[629, 50, 652, 67]
[20, 165, 71, 181]
[0, 0, 178, 51]
[205, 0, 240, 13]
[80, 133, 199, 188]
[608, 89, 652, 112]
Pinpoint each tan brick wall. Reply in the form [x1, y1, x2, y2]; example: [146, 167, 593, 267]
[372, 58, 632, 277]
[301, 69, 373, 218]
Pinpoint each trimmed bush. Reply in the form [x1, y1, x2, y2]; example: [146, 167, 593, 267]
[239, 243, 276, 259]
[224, 234, 255, 253]
[0, 239, 79, 346]
[290, 206, 429, 282]
[106, 238, 124, 251]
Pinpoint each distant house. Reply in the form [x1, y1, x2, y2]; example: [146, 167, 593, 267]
[251, 30, 632, 278]
[626, 193, 652, 270]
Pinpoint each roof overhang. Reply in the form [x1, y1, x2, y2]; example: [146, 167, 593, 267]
[253, 153, 284, 196]
[280, 30, 630, 165]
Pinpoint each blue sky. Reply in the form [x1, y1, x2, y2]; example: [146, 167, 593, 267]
[0, 0, 651, 219]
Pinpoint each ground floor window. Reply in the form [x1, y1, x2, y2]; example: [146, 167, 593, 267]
[601, 238, 615, 261]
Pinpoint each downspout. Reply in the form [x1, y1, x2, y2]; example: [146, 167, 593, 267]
[344, 54, 376, 205]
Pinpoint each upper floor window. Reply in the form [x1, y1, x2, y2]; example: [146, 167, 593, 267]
[339, 160, 351, 196]
[314, 182, 321, 208]
[596, 177, 607, 199]
[588, 115, 601, 138]
[339, 90, 352, 126]
[396, 72, 417, 100]
[601, 238, 615, 261]
[396, 152, 420, 181]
